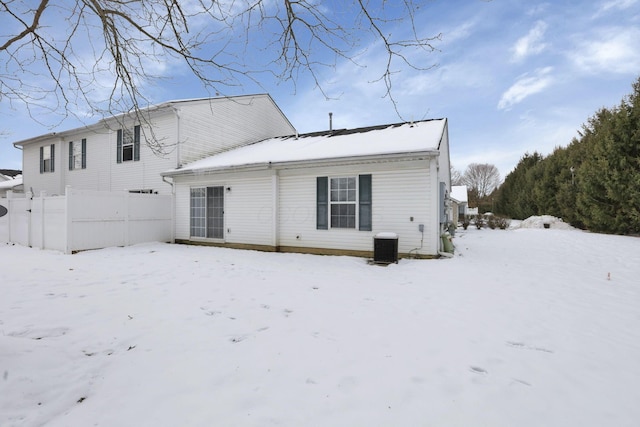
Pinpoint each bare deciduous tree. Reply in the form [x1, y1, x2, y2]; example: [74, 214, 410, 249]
[1, 0, 441, 153]
[450, 164, 464, 186]
[462, 163, 501, 201]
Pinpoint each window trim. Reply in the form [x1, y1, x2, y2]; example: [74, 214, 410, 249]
[40, 144, 55, 174]
[117, 125, 141, 163]
[330, 176, 357, 229]
[68, 139, 87, 170]
[316, 174, 372, 231]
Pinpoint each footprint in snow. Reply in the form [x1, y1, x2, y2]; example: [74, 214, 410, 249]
[511, 378, 532, 387]
[507, 341, 554, 354]
[469, 366, 488, 375]
[8, 327, 69, 340]
[200, 307, 221, 317]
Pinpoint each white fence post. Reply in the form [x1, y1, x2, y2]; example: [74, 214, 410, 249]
[26, 191, 33, 248]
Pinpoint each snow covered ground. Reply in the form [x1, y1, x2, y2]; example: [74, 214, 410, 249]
[1, 226, 639, 426]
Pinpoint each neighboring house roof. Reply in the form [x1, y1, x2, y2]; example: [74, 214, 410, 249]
[0, 169, 21, 178]
[451, 185, 468, 203]
[12, 94, 292, 148]
[164, 119, 447, 176]
[0, 175, 23, 190]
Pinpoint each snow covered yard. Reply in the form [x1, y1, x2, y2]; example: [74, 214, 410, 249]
[1, 227, 639, 427]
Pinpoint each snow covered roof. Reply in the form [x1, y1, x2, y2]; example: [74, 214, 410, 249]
[0, 175, 22, 190]
[451, 185, 468, 203]
[165, 119, 447, 175]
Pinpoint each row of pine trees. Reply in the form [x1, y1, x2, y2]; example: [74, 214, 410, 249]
[493, 77, 640, 235]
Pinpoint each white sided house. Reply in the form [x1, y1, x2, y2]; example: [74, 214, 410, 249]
[163, 119, 453, 258]
[451, 185, 469, 221]
[13, 94, 295, 196]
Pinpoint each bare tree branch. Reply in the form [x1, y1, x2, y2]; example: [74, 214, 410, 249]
[1, 0, 442, 153]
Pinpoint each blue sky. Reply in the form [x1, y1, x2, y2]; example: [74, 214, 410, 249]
[1, 0, 639, 179]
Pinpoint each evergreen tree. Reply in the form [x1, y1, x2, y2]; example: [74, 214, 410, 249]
[555, 139, 586, 228]
[494, 76, 639, 233]
[495, 152, 543, 219]
[577, 79, 640, 233]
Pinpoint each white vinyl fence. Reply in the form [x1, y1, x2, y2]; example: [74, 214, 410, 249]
[0, 187, 172, 253]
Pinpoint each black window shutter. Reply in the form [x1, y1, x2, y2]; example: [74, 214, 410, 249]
[116, 129, 122, 163]
[40, 146, 44, 174]
[81, 139, 87, 169]
[316, 176, 328, 230]
[133, 125, 140, 161]
[69, 141, 73, 170]
[359, 174, 372, 231]
[50, 144, 55, 172]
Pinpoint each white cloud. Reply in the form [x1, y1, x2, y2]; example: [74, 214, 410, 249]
[570, 28, 640, 74]
[511, 21, 548, 62]
[497, 67, 554, 110]
[597, 0, 638, 14]
[526, 3, 551, 16]
[441, 19, 477, 46]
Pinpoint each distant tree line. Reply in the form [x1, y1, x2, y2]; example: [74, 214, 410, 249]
[493, 77, 640, 235]
[452, 163, 501, 213]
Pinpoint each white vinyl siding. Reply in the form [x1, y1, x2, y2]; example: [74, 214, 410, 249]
[16, 95, 294, 197]
[24, 142, 61, 195]
[174, 170, 276, 247]
[110, 117, 177, 194]
[65, 130, 110, 192]
[172, 157, 439, 256]
[177, 95, 295, 165]
[278, 159, 436, 255]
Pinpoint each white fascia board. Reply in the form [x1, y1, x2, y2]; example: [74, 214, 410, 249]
[162, 150, 439, 177]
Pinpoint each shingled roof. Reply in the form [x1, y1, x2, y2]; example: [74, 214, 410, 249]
[0, 169, 21, 178]
[164, 119, 448, 176]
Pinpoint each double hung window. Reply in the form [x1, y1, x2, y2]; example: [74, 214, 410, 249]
[330, 177, 357, 228]
[69, 139, 87, 170]
[317, 175, 372, 231]
[117, 125, 141, 163]
[39, 144, 55, 173]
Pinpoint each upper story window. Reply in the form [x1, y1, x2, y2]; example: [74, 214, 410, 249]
[39, 144, 55, 173]
[69, 139, 86, 170]
[117, 125, 141, 163]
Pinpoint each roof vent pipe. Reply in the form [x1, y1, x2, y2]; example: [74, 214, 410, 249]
[329, 112, 333, 132]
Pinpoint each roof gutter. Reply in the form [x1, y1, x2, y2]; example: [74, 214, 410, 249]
[162, 150, 440, 178]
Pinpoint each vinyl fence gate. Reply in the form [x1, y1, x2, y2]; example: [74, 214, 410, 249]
[0, 187, 173, 254]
